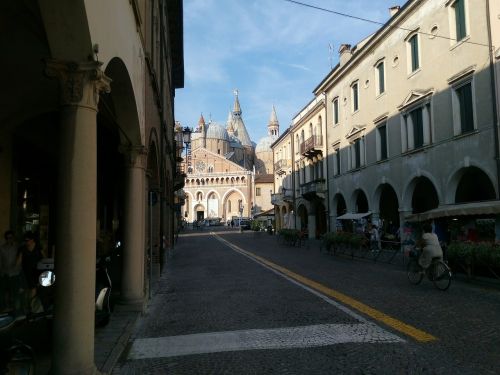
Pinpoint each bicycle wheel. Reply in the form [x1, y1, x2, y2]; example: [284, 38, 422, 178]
[407, 259, 423, 285]
[432, 261, 452, 291]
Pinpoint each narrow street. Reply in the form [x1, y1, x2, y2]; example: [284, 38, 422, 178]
[114, 228, 500, 374]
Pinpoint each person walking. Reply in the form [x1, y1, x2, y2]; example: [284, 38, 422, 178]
[0, 230, 22, 312]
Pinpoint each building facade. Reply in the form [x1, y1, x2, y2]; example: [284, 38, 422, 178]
[273, 0, 500, 239]
[182, 94, 278, 224]
[0, 0, 183, 373]
[272, 96, 328, 238]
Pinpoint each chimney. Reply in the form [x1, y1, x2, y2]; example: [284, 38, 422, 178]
[338, 44, 352, 67]
[389, 6, 400, 17]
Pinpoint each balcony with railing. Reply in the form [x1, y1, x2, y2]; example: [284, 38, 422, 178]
[274, 159, 292, 176]
[271, 193, 282, 205]
[300, 135, 323, 158]
[173, 163, 187, 191]
[300, 179, 326, 201]
[271, 187, 294, 205]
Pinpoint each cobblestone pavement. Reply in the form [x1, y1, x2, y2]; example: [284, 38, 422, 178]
[113, 228, 500, 374]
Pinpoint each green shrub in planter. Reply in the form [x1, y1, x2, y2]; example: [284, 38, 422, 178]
[474, 242, 494, 265]
[490, 245, 500, 266]
[278, 228, 300, 243]
[447, 241, 474, 264]
[348, 233, 365, 248]
[251, 221, 262, 231]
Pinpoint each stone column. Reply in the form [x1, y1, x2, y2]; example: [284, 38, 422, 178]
[46, 60, 111, 375]
[308, 204, 316, 239]
[120, 146, 147, 307]
[399, 209, 412, 253]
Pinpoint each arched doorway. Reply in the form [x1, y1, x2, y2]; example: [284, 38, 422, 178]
[378, 184, 399, 233]
[334, 194, 347, 216]
[297, 204, 308, 231]
[316, 202, 327, 238]
[455, 167, 496, 203]
[194, 203, 205, 222]
[354, 189, 369, 213]
[412, 176, 439, 213]
[224, 190, 244, 221]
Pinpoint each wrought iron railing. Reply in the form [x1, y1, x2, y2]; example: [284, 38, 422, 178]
[300, 135, 323, 154]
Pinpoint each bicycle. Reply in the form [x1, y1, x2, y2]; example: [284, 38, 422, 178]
[407, 248, 452, 291]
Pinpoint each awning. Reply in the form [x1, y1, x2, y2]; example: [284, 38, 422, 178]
[336, 212, 372, 220]
[254, 208, 275, 218]
[405, 200, 500, 222]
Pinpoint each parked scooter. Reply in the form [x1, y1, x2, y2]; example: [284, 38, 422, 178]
[0, 270, 55, 374]
[95, 255, 113, 327]
[35, 253, 113, 328]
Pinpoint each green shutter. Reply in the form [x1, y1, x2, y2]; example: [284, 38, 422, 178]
[410, 35, 419, 71]
[334, 100, 339, 124]
[379, 125, 387, 160]
[455, 0, 466, 41]
[353, 84, 358, 111]
[378, 63, 385, 94]
[458, 83, 474, 133]
[411, 108, 424, 148]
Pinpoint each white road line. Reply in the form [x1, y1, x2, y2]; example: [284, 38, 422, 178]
[128, 323, 403, 360]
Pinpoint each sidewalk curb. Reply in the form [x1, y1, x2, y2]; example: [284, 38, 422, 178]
[99, 313, 139, 374]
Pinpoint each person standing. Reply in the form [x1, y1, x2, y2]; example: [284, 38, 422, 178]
[18, 231, 44, 310]
[369, 224, 381, 252]
[0, 230, 21, 312]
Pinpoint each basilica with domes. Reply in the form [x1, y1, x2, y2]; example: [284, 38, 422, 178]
[182, 92, 279, 224]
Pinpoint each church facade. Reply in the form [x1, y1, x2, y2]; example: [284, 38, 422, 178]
[182, 92, 278, 224]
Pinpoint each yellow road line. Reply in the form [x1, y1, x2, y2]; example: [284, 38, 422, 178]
[216, 235, 437, 343]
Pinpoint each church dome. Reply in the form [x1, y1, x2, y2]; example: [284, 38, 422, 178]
[206, 122, 229, 141]
[255, 135, 278, 153]
[191, 131, 203, 141]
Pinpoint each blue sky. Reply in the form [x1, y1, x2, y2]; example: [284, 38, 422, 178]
[174, 0, 402, 144]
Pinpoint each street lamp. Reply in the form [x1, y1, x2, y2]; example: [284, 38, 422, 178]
[182, 127, 192, 146]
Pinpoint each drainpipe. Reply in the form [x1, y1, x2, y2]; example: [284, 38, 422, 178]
[486, 0, 500, 197]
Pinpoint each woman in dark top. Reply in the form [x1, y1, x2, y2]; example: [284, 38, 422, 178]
[18, 231, 43, 294]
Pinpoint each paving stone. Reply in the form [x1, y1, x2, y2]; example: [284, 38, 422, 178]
[113, 228, 500, 374]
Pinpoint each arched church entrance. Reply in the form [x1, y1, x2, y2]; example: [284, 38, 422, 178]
[194, 204, 205, 222]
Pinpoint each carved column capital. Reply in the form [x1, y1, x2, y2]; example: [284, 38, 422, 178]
[120, 145, 148, 169]
[45, 60, 112, 109]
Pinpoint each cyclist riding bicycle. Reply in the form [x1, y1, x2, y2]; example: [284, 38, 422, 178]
[417, 223, 443, 271]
